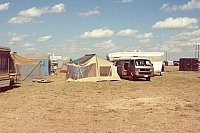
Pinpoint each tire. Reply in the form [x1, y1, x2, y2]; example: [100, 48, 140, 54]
[10, 78, 14, 86]
[146, 77, 151, 81]
[129, 76, 134, 81]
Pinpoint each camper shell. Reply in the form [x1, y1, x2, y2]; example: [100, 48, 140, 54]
[107, 52, 165, 76]
[115, 57, 154, 81]
[0, 46, 15, 88]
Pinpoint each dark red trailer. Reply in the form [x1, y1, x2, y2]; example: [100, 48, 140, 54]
[0, 46, 15, 88]
[179, 58, 199, 71]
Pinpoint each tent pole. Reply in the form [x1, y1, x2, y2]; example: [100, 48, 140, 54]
[95, 55, 100, 81]
[77, 62, 83, 79]
[107, 67, 112, 81]
[22, 61, 42, 81]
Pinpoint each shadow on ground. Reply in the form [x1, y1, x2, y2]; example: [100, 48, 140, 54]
[0, 84, 21, 93]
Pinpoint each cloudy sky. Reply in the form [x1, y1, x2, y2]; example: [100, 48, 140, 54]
[0, 0, 200, 60]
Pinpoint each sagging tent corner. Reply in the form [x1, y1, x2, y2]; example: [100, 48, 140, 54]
[67, 54, 121, 82]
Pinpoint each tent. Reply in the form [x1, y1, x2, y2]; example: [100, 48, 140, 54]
[60, 64, 69, 73]
[27, 54, 50, 76]
[67, 54, 121, 82]
[11, 52, 43, 81]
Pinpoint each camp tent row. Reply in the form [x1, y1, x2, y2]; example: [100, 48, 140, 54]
[67, 54, 121, 82]
[12, 52, 121, 82]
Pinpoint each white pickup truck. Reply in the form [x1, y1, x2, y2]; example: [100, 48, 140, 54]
[107, 51, 165, 76]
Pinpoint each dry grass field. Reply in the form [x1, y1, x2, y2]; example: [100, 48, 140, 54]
[0, 66, 200, 132]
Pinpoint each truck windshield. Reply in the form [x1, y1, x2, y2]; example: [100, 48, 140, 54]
[135, 59, 152, 66]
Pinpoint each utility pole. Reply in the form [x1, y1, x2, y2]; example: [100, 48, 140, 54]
[194, 45, 197, 58]
[193, 42, 200, 61]
[198, 44, 200, 61]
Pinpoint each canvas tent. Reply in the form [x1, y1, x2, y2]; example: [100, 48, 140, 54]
[67, 54, 121, 82]
[11, 52, 43, 81]
[27, 54, 50, 76]
[60, 64, 69, 73]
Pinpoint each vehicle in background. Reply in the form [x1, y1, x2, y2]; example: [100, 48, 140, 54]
[173, 61, 179, 66]
[0, 46, 15, 88]
[114, 57, 154, 81]
[107, 51, 165, 76]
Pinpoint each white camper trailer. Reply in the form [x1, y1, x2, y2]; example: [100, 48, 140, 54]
[107, 52, 165, 75]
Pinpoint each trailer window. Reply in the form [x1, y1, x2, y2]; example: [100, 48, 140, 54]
[0, 57, 8, 71]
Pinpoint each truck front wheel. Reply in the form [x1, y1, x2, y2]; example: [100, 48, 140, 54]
[146, 77, 151, 81]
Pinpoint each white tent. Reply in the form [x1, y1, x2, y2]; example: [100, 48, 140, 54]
[67, 54, 121, 82]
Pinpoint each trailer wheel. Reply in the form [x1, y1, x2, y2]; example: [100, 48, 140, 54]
[10, 78, 14, 86]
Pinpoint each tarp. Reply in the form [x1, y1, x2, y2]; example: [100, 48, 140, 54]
[67, 54, 121, 82]
[11, 52, 43, 81]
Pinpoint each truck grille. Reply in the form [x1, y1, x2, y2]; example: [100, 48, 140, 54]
[140, 68, 150, 71]
[139, 72, 152, 74]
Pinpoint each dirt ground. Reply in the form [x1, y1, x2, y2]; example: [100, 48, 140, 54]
[0, 66, 200, 133]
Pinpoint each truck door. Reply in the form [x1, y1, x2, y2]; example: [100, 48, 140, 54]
[116, 61, 122, 77]
[128, 60, 135, 76]
[122, 61, 129, 76]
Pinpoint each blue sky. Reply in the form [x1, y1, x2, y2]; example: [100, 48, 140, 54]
[0, 0, 200, 60]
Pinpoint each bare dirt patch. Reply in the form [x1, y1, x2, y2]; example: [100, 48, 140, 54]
[0, 66, 200, 132]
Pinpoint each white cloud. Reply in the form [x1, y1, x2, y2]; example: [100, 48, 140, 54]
[120, 0, 134, 3]
[79, 7, 100, 17]
[153, 17, 198, 29]
[160, 3, 178, 12]
[116, 29, 138, 37]
[51, 3, 65, 13]
[161, 0, 200, 12]
[26, 47, 36, 53]
[19, 3, 65, 17]
[0, 2, 11, 11]
[136, 33, 153, 44]
[95, 40, 116, 49]
[19, 7, 48, 17]
[152, 29, 200, 53]
[22, 43, 36, 53]
[23, 43, 34, 47]
[175, 29, 200, 40]
[180, 0, 200, 11]
[8, 3, 65, 24]
[8, 16, 32, 24]
[8, 32, 28, 44]
[81, 28, 114, 39]
[37, 35, 52, 42]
